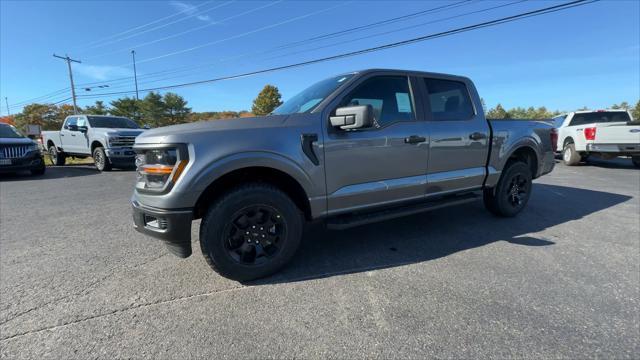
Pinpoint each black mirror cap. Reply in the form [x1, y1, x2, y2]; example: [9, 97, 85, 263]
[67, 124, 78, 131]
[78, 126, 88, 132]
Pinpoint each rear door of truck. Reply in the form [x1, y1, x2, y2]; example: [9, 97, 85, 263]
[418, 76, 491, 196]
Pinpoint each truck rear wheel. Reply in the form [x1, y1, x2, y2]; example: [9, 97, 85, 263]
[199, 183, 303, 282]
[93, 147, 112, 172]
[562, 143, 581, 166]
[48, 146, 65, 166]
[483, 161, 532, 217]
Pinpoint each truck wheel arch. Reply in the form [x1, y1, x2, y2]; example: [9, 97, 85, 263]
[507, 146, 538, 179]
[190, 154, 316, 221]
[90, 140, 106, 153]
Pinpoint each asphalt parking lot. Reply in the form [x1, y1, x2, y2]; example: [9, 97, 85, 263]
[0, 158, 638, 359]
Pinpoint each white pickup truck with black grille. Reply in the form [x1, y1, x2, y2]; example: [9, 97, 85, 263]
[41, 115, 145, 171]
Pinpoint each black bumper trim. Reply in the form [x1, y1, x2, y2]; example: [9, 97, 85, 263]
[132, 201, 193, 258]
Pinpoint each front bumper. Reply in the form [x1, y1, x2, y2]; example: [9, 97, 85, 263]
[0, 152, 44, 173]
[586, 143, 640, 154]
[105, 148, 137, 166]
[131, 200, 193, 258]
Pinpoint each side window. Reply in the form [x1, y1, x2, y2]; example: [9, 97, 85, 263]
[339, 76, 415, 128]
[64, 117, 77, 129]
[569, 115, 586, 126]
[424, 78, 474, 121]
[552, 115, 567, 128]
[77, 117, 87, 127]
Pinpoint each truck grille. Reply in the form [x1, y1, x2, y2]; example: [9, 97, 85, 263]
[0, 145, 30, 158]
[109, 136, 136, 147]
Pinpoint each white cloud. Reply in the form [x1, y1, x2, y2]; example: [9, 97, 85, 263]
[75, 64, 132, 81]
[170, 1, 211, 22]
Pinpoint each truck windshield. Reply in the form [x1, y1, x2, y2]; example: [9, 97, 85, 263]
[570, 112, 631, 126]
[88, 116, 139, 129]
[272, 74, 354, 115]
[0, 124, 25, 139]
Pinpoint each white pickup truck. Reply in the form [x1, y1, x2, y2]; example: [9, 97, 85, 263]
[42, 115, 145, 171]
[553, 110, 640, 167]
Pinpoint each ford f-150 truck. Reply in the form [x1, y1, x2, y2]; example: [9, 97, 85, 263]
[131, 69, 556, 281]
[552, 110, 640, 167]
[42, 115, 144, 171]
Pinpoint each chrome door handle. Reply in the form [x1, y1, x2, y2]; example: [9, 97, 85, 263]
[469, 132, 486, 140]
[404, 135, 426, 144]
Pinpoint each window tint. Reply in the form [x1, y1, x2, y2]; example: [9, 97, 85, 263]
[569, 112, 631, 126]
[340, 76, 414, 128]
[424, 78, 474, 121]
[552, 115, 567, 128]
[64, 117, 77, 129]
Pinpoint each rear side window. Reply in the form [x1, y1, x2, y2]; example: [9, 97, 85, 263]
[340, 76, 415, 128]
[569, 112, 631, 126]
[552, 115, 567, 128]
[424, 78, 474, 121]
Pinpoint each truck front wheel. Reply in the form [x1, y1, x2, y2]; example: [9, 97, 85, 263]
[48, 146, 65, 166]
[199, 183, 303, 282]
[93, 147, 112, 172]
[483, 161, 532, 217]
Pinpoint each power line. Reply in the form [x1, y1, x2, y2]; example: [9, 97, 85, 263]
[10, 88, 71, 107]
[75, 1, 474, 87]
[117, 1, 343, 66]
[83, 1, 236, 54]
[77, 0, 216, 49]
[77, 0, 597, 100]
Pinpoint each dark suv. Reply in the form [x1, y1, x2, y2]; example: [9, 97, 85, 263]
[0, 123, 46, 176]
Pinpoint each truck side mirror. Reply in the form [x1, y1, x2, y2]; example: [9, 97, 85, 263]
[67, 124, 78, 131]
[78, 125, 88, 133]
[330, 105, 373, 130]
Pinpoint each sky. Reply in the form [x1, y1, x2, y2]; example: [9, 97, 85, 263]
[1, 0, 639, 114]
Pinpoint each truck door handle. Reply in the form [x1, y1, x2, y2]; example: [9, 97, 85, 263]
[404, 135, 426, 144]
[71, 133, 76, 137]
[469, 132, 486, 140]
[301, 133, 319, 166]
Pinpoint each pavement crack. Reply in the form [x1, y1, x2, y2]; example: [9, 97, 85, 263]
[0, 285, 246, 342]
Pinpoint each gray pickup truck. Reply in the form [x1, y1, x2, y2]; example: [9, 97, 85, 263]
[132, 69, 556, 281]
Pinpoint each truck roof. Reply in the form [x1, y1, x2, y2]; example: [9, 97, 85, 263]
[343, 68, 472, 83]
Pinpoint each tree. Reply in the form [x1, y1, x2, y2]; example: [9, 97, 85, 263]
[632, 100, 640, 120]
[85, 101, 108, 115]
[251, 85, 282, 116]
[110, 97, 140, 120]
[14, 103, 59, 130]
[163, 92, 191, 124]
[140, 92, 166, 127]
[486, 103, 509, 119]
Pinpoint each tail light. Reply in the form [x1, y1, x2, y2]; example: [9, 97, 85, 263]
[584, 127, 596, 141]
[550, 128, 558, 152]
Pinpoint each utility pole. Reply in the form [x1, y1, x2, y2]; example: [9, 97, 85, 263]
[4, 97, 10, 116]
[131, 50, 139, 101]
[53, 54, 81, 114]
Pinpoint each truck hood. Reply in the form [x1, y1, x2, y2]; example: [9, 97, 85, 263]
[93, 128, 145, 137]
[136, 115, 289, 144]
[0, 137, 35, 146]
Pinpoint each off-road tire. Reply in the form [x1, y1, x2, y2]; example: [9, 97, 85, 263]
[199, 183, 303, 282]
[93, 147, 112, 172]
[562, 142, 581, 166]
[48, 146, 65, 166]
[483, 161, 532, 217]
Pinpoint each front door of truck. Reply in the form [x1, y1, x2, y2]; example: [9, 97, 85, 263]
[323, 74, 430, 215]
[420, 77, 490, 196]
[60, 116, 79, 153]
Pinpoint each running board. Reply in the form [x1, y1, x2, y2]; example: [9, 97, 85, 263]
[326, 193, 480, 230]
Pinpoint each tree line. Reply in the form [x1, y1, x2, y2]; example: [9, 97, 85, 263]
[7, 84, 639, 131]
[484, 100, 640, 120]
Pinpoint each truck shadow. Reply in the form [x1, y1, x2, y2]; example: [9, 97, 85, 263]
[250, 184, 632, 285]
[0, 165, 100, 181]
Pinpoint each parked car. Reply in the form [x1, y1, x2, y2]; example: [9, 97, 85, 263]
[41, 115, 144, 171]
[552, 110, 640, 167]
[131, 69, 556, 281]
[0, 123, 45, 176]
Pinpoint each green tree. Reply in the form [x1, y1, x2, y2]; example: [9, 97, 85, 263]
[486, 103, 509, 119]
[110, 97, 140, 120]
[84, 101, 108, 115]
[251, 84, 282, 116]
[163, 92, 191, 124]
[632, 100, 640, 120]
[140, 92, 166, 127]
[14, 103, 60, 130]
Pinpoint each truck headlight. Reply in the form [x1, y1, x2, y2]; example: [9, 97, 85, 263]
[135, 146, 188, 192]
